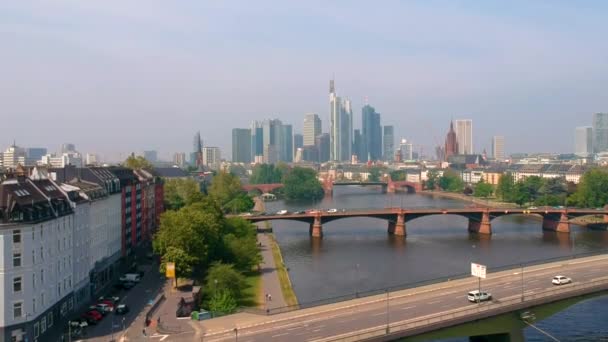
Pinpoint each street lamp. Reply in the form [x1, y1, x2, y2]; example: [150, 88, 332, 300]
[385, 289, 390, 334]
[520, 264, 524, 302]
[355, 264, 360, 298]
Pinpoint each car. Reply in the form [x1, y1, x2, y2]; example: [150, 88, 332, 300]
[528, 206, 538, 210]
[115, 280, 136, 290]
[276, 210, 288, 215]
[81, 310, 103, 324]
[88, 306, 107, 316]
[70, 319, 88, 328]
[115, 304, 129, 315]
[306, 209, 319, 214]
[98, 296, 120, 304]
[552, 275, 572, 285]
[327, 208, 338, 213]
[95, 302, 114, 313]
[467, 290, 492, 302]
[239, 212, 252, 217]
[119, 273, 141, 283]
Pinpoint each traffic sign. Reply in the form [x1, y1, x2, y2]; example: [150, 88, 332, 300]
[471, 262, 487, 279]
[166, 262, 175, 278]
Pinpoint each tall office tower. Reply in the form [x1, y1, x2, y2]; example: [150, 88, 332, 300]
[262, 119, 283, 162]
[202, 146, 221, 170]
[353, 129, 363, 160]
[61, 143, 76, 153]
[435, 146, 445, 161]
[316, 133, 330, 163]
[250, 121, 264, 163]
[593, 113, 608, 153]
[86, 153, 100, 165]
[191, 131, 203, 166]
[575, 126, 593, 157]
[399, 139, 413, 160]
[454, 119, 473, 154]
[26, 147, 47, 165]
[361, 104, 382, 162]
[329, 79, 353, 161]
[303, 113, 321, 146]
[383, 126, 395, 161]
[143, 150, 158, 163]
[294, 133, 304, 158]
[232, 128, 252, 163]
[279, 124, 293, 162]
[492, 136, 506, 161]
[444, 121, 459, 160]
[172, 152, 186, 167]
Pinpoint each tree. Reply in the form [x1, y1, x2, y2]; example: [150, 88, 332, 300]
[163, 178, 201, 210]
[124, 155, 153, 170]
[368, 167, 382, 182]
[390, 170, 407, 181]
[521, 176, 543, 203]
[160, 246, 197, 284]
[208, 171, 245, 209]
[208, 289, 238, 315]
[439, 169, 464, 192]
[569, 168, 608, 208]
[538, 177, 567, 206]
[473, 180, 493, 198]
[496, 173, 515, 201]
[249, 164, 284, 184]
[223, 193, 254, 214]
[425, 170, 439, 190]
[282, 167, 324, 201]
[205, 262, 247, 298]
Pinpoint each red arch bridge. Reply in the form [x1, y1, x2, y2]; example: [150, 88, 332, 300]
[240, 207, 608, 238]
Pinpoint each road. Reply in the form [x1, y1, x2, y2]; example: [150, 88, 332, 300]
[176, 254, 608, 341]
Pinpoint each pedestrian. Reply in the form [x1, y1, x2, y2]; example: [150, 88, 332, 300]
[143, 328, 147, 336]
[269, 294, 272, 301]
[157, 316, 161, 325]
[265, 293, 269, 301]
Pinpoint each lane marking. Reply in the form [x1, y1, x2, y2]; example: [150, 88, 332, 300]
[398, 305, 416, 310]
[428, 300, 441, 304]
[372, 312, 385, 317]
[271, 332, 289, 338]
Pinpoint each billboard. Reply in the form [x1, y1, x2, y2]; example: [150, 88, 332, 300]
[166, 262, 176, 278]
[471, 262, 486, 279]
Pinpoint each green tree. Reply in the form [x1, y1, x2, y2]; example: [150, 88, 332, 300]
[160, 246, 197, 284]
[569, 168, 608, 208]
[538, 177, 567, 206]
[496, 173, 515, 201]
[521, 176, 543, 203]
[249, 164, 284, 184]
[205, 262, 247, 298]
[439, 169, 464, 192]
[282, 167, 324, 201]
[124, 155, 153, 170]
[163, 178, 201, 210]
[473, 180, 493, 198]
[425, 170, 439, 190]
[223, 193, 254, 214]
[208, 288, 238, 315]
[208, 171, 246, 209]
[390, 170, 406, 181]
[368, 167, 382, 182]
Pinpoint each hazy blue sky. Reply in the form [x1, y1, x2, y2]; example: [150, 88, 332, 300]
[1, 1, 607, 161]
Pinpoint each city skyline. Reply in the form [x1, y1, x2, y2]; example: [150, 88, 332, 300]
[2, 2, 608, 160]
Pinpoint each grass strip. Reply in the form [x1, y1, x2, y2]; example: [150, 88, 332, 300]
[267, 233, 299, 307]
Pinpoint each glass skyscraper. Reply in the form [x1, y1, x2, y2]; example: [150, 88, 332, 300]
[593, 113, 608, 153]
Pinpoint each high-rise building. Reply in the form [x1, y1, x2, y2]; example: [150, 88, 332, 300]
[383, 126, 395, 161]
[575, 126, 593, 157]
[492, 136, 505, 161]
[361, 104, 382, 162]
[593, 113, 608, 153]
[353, 129, 363, 160]
[444, 121, 459, 160]
[26, 147, 47, 166]
[280, 124, 293, 162]
[86, 153, 100, 165]
[143, 150, 157, 163]
[454, 119, 473, 154]
[232, 128, 252, 163]
[399, 139, 413, 160]
[1, 144, 26, 168]
[202, 147, 221, 170]
[303, 113, 321, 146]
[250, 121, 264, 163]
[329, 80, 352, 161]
[316, 133, 330, 163]
[172, 152, 186, 167]
[61, 143, 76, 154]
[191, 131, 203, 166]
[293, 133, 304, 159]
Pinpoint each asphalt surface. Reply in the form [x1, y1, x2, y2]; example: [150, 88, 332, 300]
[258, 232, 288, 310]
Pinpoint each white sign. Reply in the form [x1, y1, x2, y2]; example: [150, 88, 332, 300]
[471, 262, 487, 279]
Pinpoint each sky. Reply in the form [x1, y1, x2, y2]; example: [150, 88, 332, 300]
[1, 0, 607, 162]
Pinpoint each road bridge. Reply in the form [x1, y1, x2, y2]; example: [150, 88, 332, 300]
[198, 253, 608, 342]
[243, 207, 608, 238]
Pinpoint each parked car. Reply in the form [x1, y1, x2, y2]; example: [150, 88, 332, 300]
[239, 212, 253, 217]
[293, 211, 305, 214]
[119, 273, 141, 283]
[115, 281, 136, 290]
[306, 209, 319, 214]
[70, 319, 88, 328]
[327, 208, 338, 213]
[98, 296, 120, 304]
[276, 210, 288, 215]
[88, 306, 107, 316]
[95, 303, 114, 313]
[528, 206, 538, 210]
[552, 275, 572, 285]
[467, 290, 492, 302]
[81, 310, 103, 324]
[115, 304, 129, 315]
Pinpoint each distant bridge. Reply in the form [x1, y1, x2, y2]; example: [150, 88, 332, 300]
[243, 207, 608, 238]
[242, 180, 423, 196]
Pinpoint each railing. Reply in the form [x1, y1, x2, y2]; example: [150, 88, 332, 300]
[319, 277, 608, 342]
[144, 293, 165, 327]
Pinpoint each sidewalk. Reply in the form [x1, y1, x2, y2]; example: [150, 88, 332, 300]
[258, 232, 288, 311]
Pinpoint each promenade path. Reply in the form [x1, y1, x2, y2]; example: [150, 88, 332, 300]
[258, 231, 288, 311]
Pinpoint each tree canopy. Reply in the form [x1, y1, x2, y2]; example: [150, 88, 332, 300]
[208, 171, 253, 213]
[438, 169, 464, 192]
[283, 167, 324, 201]
[163, 178, 202, 210]
[124, 155, 153, 170]
[473, 179, 493, 198]
[568, 168, 608, 208]
[249, 164, 284, 184]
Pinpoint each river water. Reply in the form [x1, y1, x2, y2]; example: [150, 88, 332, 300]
[263, 186, 608, 340]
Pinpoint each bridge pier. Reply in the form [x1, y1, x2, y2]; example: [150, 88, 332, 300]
[468, 211, 492, 235]
[388, 213, 406, 236]
[310, 215, 323, 238]
[542, 211, 570, 233]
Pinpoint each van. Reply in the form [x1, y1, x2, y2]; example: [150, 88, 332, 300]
[120, 273, 141, 283]
[467, 290, 492, 302]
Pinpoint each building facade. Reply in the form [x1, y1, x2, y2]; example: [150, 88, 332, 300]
[575, 126, 593, 157]
[303, 113, 321, 146]
[492, 136, 505, 161]
[444, 121, 459, 160]
[454, 119, 473, 154]
[383, 126, 394, 161]
[202, 147, 221, 170]
[361, 104, 382, 162]
[593, 113, 608, 153]
[329, 80, 352, 161]
[232, 128, 252, 163]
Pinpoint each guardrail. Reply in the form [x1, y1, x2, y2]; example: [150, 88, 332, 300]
[145, 293, 165, 327]
[319, 277, 608, 342]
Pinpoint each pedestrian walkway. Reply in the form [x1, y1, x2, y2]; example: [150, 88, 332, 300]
[257, 232, 287, 311]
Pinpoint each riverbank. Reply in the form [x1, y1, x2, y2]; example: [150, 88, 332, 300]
[267, 233, 299, 308]
[419, 190, 514, 208]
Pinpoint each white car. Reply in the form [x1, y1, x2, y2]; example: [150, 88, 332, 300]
[327, 208, 338, 213]
[552, 275, 572, 285]
[467, 290, 492, 302]
[276, 210, 288, 215]
[239, 212, 252, 217]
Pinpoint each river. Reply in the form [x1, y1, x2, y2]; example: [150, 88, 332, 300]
[262, 186, 608, 340]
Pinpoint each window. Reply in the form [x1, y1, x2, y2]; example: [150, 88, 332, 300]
[40, 269, 44, 284]
[57, 283, 61, 297]
[12, 230, 21, 244]
[13, 277, 22, 293]
[40, 247, 44, 261]
[33, 323, 39, 338]
[32, 250, 35, 264]
[60, 302, 67, 316]
[13, 252, 21, 267]
[68, 297, 74, 310]
[41, 292, 45, 306]
[33, 273, 36, 289]
[41, 317, 46, 333]
[32, 298, 36, 313]
[13, 302, 23, 319]
[47, 312, 53, 327]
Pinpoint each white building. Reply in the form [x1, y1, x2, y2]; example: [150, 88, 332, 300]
[575, 126, 593, 157]
[39, 153, 83, 168]
[202, 147, 221, 170]
[454, 119, 473, 154]
[492, 136, 505, 161]
[85, 153, 99, 166]
[1, 145, 27, 169]
[303, 113, 322, 146]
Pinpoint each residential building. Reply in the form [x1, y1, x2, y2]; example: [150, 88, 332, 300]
[454, 119, 473, 154]
[133, 169, 164, 241]
[492, 136, 505, 161]
[575, 126, 593, 157]
[303, 113, 321, 146]
[329, 79, 352, 161]
[444, 121, 459, 160]
[143, 151, 158, 163]
[202, 147, 221, 170]
[232, 128, 252, 163]
[593, 113, 608, 153]
[39, 153, 83, 168]
[107, 167, 143, 256]
[383, 126, 394, 161]
[361, 104, 382, 162]
[172, 152, 186, 167]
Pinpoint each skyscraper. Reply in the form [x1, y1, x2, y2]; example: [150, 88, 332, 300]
[293, 133, 303, 158]
[383, 126, 394, 161]
[353, 129, 363, 160]
[492, 136, 505, 161]
[361, 104, 382, 162]
[250, 121, 264, 163]
[279, 124, 293, 162]
[303, 113, 321, 146]
[191, 131, 203, 166]
[399, 139, 413, 160]
[575, 126, 593, 157]
[593, 113, 608, 153]
[143, 150, 157, 163]
[444, 121, 458, 160]
[172, 152, 186, 167]
[316, 133, 330, 163]
[454, 119, 473, 154]
[329, 79, 352, 161]
[61, 143, 76, 154]
[232, 128, 252, 163]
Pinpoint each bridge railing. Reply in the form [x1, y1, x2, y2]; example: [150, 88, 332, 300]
[254, 249, 608, 316]
[319, 276, 608, 342]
